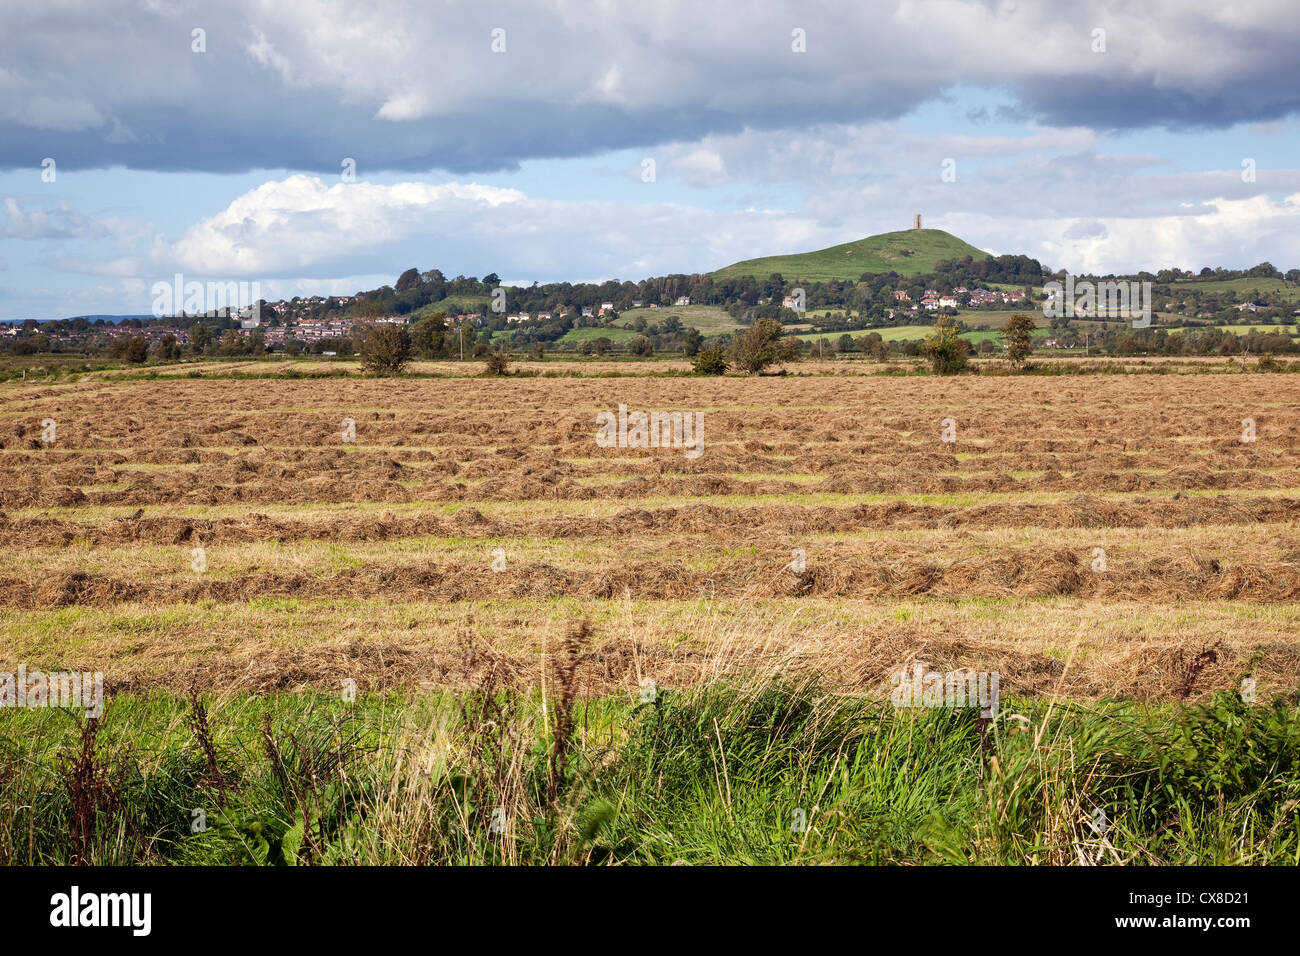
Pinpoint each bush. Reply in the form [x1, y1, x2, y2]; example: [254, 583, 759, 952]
[921, 319, 970, 375]
[1147, 691, 1300, 810]
[732, 319, 800, 374]
[692, 347, 730, 375]
[357, 323, 412, 375]
[125, 335, 149, 364]
[682, 327, 703, 357]
[483, 346, 511, 376]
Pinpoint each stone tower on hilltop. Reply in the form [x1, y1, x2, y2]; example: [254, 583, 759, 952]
[914, 214, 921, 230]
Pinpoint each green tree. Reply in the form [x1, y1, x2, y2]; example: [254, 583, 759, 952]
[124, 335, 149, 363]
[921, 318, 970, 375]
[409, 313, 448, 358]
[395, 268, 422, 293]
[682, 327, 703, 357]
[357, 323, 412, 375]
[692, 347, 730, 375]
[188, 323, 211, 354]
[628, 335, 654, 356]
[217, 330, 244, 356]
[732, 318, 799, 374]
[156, 333, 180, 361]
[351, 298, 385, 320]
[1000, 312, 1036, 368]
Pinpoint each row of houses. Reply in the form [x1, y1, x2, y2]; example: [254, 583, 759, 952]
[508, 302, 631, 323]
[292, 317, 359, 341]
[893, 287, 1025, 309]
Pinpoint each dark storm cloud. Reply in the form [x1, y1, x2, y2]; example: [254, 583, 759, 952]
[0, 1, 1296, 174]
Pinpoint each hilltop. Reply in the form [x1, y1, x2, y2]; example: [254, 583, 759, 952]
[712, 228, 992, 282]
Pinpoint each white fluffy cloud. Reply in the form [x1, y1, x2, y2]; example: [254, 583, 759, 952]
[164, 176, 526, 273]
[92, 170, 1300, 296]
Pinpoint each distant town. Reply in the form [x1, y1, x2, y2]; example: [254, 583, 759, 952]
[5, 250, 1300, 362]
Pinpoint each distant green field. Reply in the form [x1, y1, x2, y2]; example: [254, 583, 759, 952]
[960, 309, 1044, 328]
[617, 304, 742, 336]
[1181, 323, 1299, 336]
[795, 308, 1045, 345]
[795, 325, 937, 344]
[799, 307, 1042, 330]
[961, 327, 1050, 345]
[712, 229, 991, 282]
[1169, 277, 1300, 302]
[559, 326, 639, 344]
[795, 326, 927, 344]
[795, 324, 1049, 345]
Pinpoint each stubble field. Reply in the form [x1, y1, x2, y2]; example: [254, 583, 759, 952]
[3, 371, 1298, 701]
[3, 367, 1299, 865]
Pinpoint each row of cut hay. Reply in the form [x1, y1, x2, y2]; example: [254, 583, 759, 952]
[6, 548, 1300, 609]
[7, 463, 1300, 509]
[2, 604, 1278, 705]
[5, 493, 1300, 546]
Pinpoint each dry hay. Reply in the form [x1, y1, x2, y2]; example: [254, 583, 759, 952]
[2, 371, 1299, 702]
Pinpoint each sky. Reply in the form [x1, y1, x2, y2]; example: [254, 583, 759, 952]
[3, 0, 1300, 319]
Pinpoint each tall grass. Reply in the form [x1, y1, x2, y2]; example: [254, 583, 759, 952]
[1, 669, 1296, 865]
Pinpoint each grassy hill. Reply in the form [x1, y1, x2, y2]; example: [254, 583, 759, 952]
[411, 295, 491, 318]
[712, 229, 991, 282]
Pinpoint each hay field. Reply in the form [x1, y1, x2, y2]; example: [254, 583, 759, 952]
[3, 371, 1298, 704]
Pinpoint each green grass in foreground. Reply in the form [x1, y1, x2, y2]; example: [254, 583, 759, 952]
[2, 671, 1298, 865]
